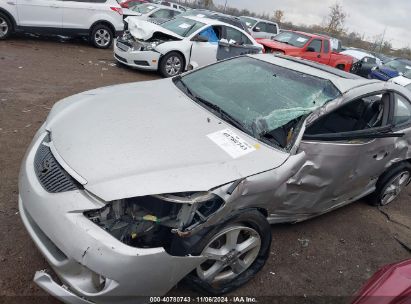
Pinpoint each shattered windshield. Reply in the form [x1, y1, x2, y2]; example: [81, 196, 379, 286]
[177, 57, 341, 144]
[131, 3, 158, 14]
[161, 18, 205, 37]
[273, 31, 310, 47]
[239, 17, 257, 28]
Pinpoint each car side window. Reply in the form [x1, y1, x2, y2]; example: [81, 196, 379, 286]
[266, 23, 278, 34]
[225, 27, 252, 45]
[323, 40, 330, 53]
[305, 93, 388, 136]
[393, 94, 411, 125]
[255, 22, 267, 32]
[307, 39, 322, 53]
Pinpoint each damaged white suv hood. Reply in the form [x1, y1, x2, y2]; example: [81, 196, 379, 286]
[45, 80, 289, 201]
[125, 17, 183, 40]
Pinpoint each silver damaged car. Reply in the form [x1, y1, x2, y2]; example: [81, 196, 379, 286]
[19, 54, 411, 304]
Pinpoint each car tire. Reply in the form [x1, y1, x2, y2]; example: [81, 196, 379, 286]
[369, 162, 411, 206]
[159, 52, 184, 78]
[90, 24, 113, 49]
[0, 12, 13, 40]
[185, 209, 271, 295]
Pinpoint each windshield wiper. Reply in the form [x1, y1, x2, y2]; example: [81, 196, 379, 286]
[174, 76, 251, 135]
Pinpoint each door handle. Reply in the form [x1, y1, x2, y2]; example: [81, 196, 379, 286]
[317, 54, 321, 58]
[373, 151, 389, 160]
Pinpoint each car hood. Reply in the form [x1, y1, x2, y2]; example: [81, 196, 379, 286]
[46, 80, 289, 201]
[259, 39, 301, 52]
[125, 17, 183, 41]
[375, 66, 400, 79]
[390, 75, 411, 87]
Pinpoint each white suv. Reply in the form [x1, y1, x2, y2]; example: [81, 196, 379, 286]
[0, 0, 124, 48]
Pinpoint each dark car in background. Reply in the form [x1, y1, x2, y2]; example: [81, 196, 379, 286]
[369, 58, 411, 81]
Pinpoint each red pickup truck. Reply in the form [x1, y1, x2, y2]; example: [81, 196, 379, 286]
[259, 31, 353, 72]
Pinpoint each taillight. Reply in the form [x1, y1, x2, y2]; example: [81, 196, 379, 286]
[110, 7, 123, 15]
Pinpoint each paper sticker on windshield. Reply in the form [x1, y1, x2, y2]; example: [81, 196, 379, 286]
[147, 5, 155, 9]
[296, 37, 308, 43]
[406, 66, 411, 70]
[196, 14, 206, 17]
[179, 23, 191, 29]
[207, 129, 256, 159]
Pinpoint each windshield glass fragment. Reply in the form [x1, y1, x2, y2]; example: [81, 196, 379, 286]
[177, 57, 341, 145]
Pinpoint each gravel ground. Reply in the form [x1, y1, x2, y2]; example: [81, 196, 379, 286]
[0, 36, 410, 304]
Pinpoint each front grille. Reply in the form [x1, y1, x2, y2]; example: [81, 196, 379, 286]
[34, 135, 82, 193]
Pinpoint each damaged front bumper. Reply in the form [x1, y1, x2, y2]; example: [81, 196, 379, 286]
[114, 38, 160, 71]
[18, 134, 205, 304]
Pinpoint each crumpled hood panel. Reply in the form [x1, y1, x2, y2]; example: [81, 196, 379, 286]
[126, 17, 183, 41]
[46, 79, 289, 201]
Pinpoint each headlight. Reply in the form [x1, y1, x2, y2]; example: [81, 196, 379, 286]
[84, 192, 224, 248]
[141, 41, 162, 51]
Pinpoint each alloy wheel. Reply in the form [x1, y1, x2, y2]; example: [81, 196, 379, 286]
[381, 171, 410, 205]
[94, 29, 111, 47]
[196, 225, 261, 284]
[0, 17, 9, 38]
[165, 56, 181, 76]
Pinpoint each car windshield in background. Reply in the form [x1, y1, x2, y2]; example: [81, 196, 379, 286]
[239, 17, 257, 28]
[403, 70, 411, 79]
[176, 56, 341, 144]
[131, 3, 157, 14]
[161, 18, 205, 37]
[273, 31, 310, 47]
[385, 59, 411, 74]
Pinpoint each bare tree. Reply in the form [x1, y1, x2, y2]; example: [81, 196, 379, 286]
[273, 10, 284, 23]
[325, 3, 347, 35]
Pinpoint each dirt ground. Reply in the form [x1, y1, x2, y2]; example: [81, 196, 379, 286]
[0, 36, 410, 304]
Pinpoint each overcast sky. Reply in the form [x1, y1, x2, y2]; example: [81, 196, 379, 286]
[213, 0, 411, 49]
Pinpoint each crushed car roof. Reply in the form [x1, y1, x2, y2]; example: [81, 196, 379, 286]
[249, 54, 381, 93]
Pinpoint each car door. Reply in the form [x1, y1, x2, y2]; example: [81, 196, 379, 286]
[16, 0, 63, 28]
[286, 91, 402, 215]
[301, 38, 323, 63]
[62, 0, 101, 31]
[189, 26, 221, 68]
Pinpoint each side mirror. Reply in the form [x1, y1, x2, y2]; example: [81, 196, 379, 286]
[193, 34, 209, 43]
[306, 46, 316, 52]
[253, 27, 261, 32]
